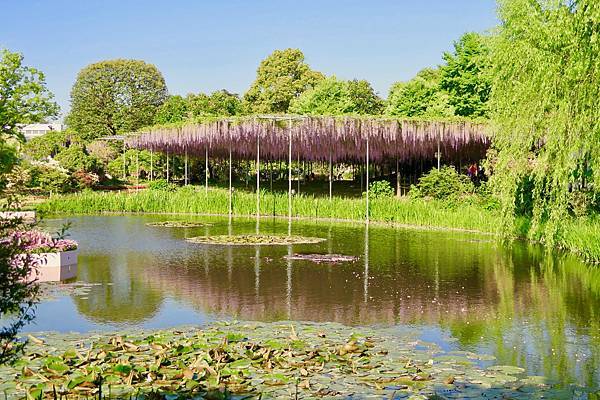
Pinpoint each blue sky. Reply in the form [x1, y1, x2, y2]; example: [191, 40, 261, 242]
[1, 1, 497, 117]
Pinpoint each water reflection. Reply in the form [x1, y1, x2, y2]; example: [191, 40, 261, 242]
[39, 215, 599, 388]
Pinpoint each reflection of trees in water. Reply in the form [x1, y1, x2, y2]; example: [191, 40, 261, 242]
[73, 253, 164, 323]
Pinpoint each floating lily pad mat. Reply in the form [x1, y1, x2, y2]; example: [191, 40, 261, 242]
[0, 321, 590, 399]
[186, 234, 325, 246]
[146, 221, 213, 228]
[284, 253, 358, 263]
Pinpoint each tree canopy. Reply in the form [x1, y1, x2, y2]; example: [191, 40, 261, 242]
[67, 59, 168, 140]
[0, 49, 59, 141]
[490, 0, 600, 243]
[385, 68, 454, 117]
[440, 32, 492, 118]
[188, 90, 244, 117]
[244, 49, 324, 114]
[153, 95, 189, 124]
[289, 76, 383, 115]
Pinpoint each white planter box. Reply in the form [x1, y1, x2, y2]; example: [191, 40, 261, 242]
[27, 250, 78, 282]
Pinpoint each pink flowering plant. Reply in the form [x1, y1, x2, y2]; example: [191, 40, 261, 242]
[3, 230, 77, 254]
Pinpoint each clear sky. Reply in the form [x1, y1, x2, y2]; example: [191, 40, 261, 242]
[1, 0, 498, 118]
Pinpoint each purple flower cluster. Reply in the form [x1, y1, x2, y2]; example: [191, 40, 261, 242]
[3, 230, 78, 254]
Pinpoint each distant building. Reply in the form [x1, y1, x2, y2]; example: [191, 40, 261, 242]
[19, 123, 64, 140]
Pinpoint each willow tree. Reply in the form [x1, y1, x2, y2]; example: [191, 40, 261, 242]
[490, 0, 600, 244]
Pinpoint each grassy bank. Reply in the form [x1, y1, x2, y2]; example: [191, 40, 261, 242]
[36, 187, 504, 233]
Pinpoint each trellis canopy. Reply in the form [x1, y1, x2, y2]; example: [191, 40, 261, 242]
[126, 116, 489, 163]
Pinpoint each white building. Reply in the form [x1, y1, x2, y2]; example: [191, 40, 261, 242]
[19, 123, 64, 140]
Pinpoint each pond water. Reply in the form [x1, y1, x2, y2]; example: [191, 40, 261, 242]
[31, 215, 600, 389]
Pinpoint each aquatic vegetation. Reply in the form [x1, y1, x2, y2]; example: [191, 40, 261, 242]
[146, 221, 213, 228]
[186, 235, 325, 246]
[0, 321, 593, 399]
[283, 253, 358, 263]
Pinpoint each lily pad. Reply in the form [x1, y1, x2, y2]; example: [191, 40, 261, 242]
[146, 221, 212, 228]
[186, 234, 326, 246]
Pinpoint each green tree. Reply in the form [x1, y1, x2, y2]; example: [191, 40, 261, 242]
[440, 32, 491, 117]
[385, 68, 454, 117]
[0, 49, 59, 142]
[153, 95, 189, 124]
[290, 76, 383, 115]
[54, 145, 100, 173]
[188, 90, 244, 117]
[67, 59, 168, 140]
[22, 130, 83, 160]
[244, 49, 324, 113]
[490, 0, 600, 244]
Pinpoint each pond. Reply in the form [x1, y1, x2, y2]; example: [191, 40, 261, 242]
[32, 214, 600, 389]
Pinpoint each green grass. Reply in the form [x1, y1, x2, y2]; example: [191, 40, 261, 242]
[36, 186, 503, 233]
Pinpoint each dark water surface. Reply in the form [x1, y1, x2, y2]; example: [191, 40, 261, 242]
[33, 215, 600, 389]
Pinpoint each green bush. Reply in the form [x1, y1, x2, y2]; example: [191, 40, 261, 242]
[367, 180, 394, 198]
[148, 179, 177, 191]
[54, 145, 100, 173]
[29, 166, 75, 194]
[410, 166, 474, 200]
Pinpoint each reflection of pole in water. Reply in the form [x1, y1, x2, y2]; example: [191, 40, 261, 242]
[228, 246, 233, 284]
[204, 226, 210, 276]
[287, 244, 293, 319]
[255, 246, 260, 298]
[364, 224, 369, 304]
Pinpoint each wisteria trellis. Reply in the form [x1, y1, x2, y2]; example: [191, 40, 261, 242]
[126, 116, 489, 164]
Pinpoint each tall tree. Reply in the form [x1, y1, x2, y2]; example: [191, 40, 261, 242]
[244, 49, 324, 113]
[385, 68, 454, 117]
[290, 76, 383, 115]
[154, 95, 189, 124]
[0, 49, 59, 142]
[440, 32, 492, 117]
[490, 0, 600, 244]
[188, 90, 244, 117]
[67, 59, 168, 140]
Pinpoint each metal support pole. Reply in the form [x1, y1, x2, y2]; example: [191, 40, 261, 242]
[297, 150, 300, 195]
[366, 134, 370, 224]
[136, 151, 139, 192]
[288, 119, 292, 221]
[150, 150, 153, 182]
[166, 150, 169, 182]
[437, 135, 441, 170]
[396, 156, 400, 197]
[329, 153, 333, 200]
[205, 147, 209, 195]
[256, 130, 260, 221]
[229, 144, 232, 218]
[184, 148, 188, 185]
[122, 142, 126, 180]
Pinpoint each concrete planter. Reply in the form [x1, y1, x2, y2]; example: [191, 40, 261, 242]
[28, 250, 78, 282]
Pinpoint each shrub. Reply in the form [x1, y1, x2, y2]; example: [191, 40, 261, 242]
[54, 145, 100, 173]
[367, 180, 394, 198]
[148, 179, 177, 191]
[29, 166, 75, 194]
[410, 166, 474, 200]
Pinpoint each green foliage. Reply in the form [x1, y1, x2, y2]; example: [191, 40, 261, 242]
[410, 166, 474, 200]
[53, 145, 100, 173]
[86, 140, 119, 166]
[440, 32, 491, 118]
[0, 142, 18, 175]
[490, 0, 600, 245]
[67, 59, 168, 140]
[290, 76, 383, 115]
[187, 90, 244, 117]
[153, 95, 189, 124]
[368, 180, 394, 198]
[22, 130, 83, 161]
[148, 179, 177, 191]
[0, 49, 59, 141]
[29, 166, 75, 194]
[385, 68, 454, 117]
[244, 48, 324, 113]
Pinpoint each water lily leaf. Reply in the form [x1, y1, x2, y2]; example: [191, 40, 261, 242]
[486, 365, 525, 375]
